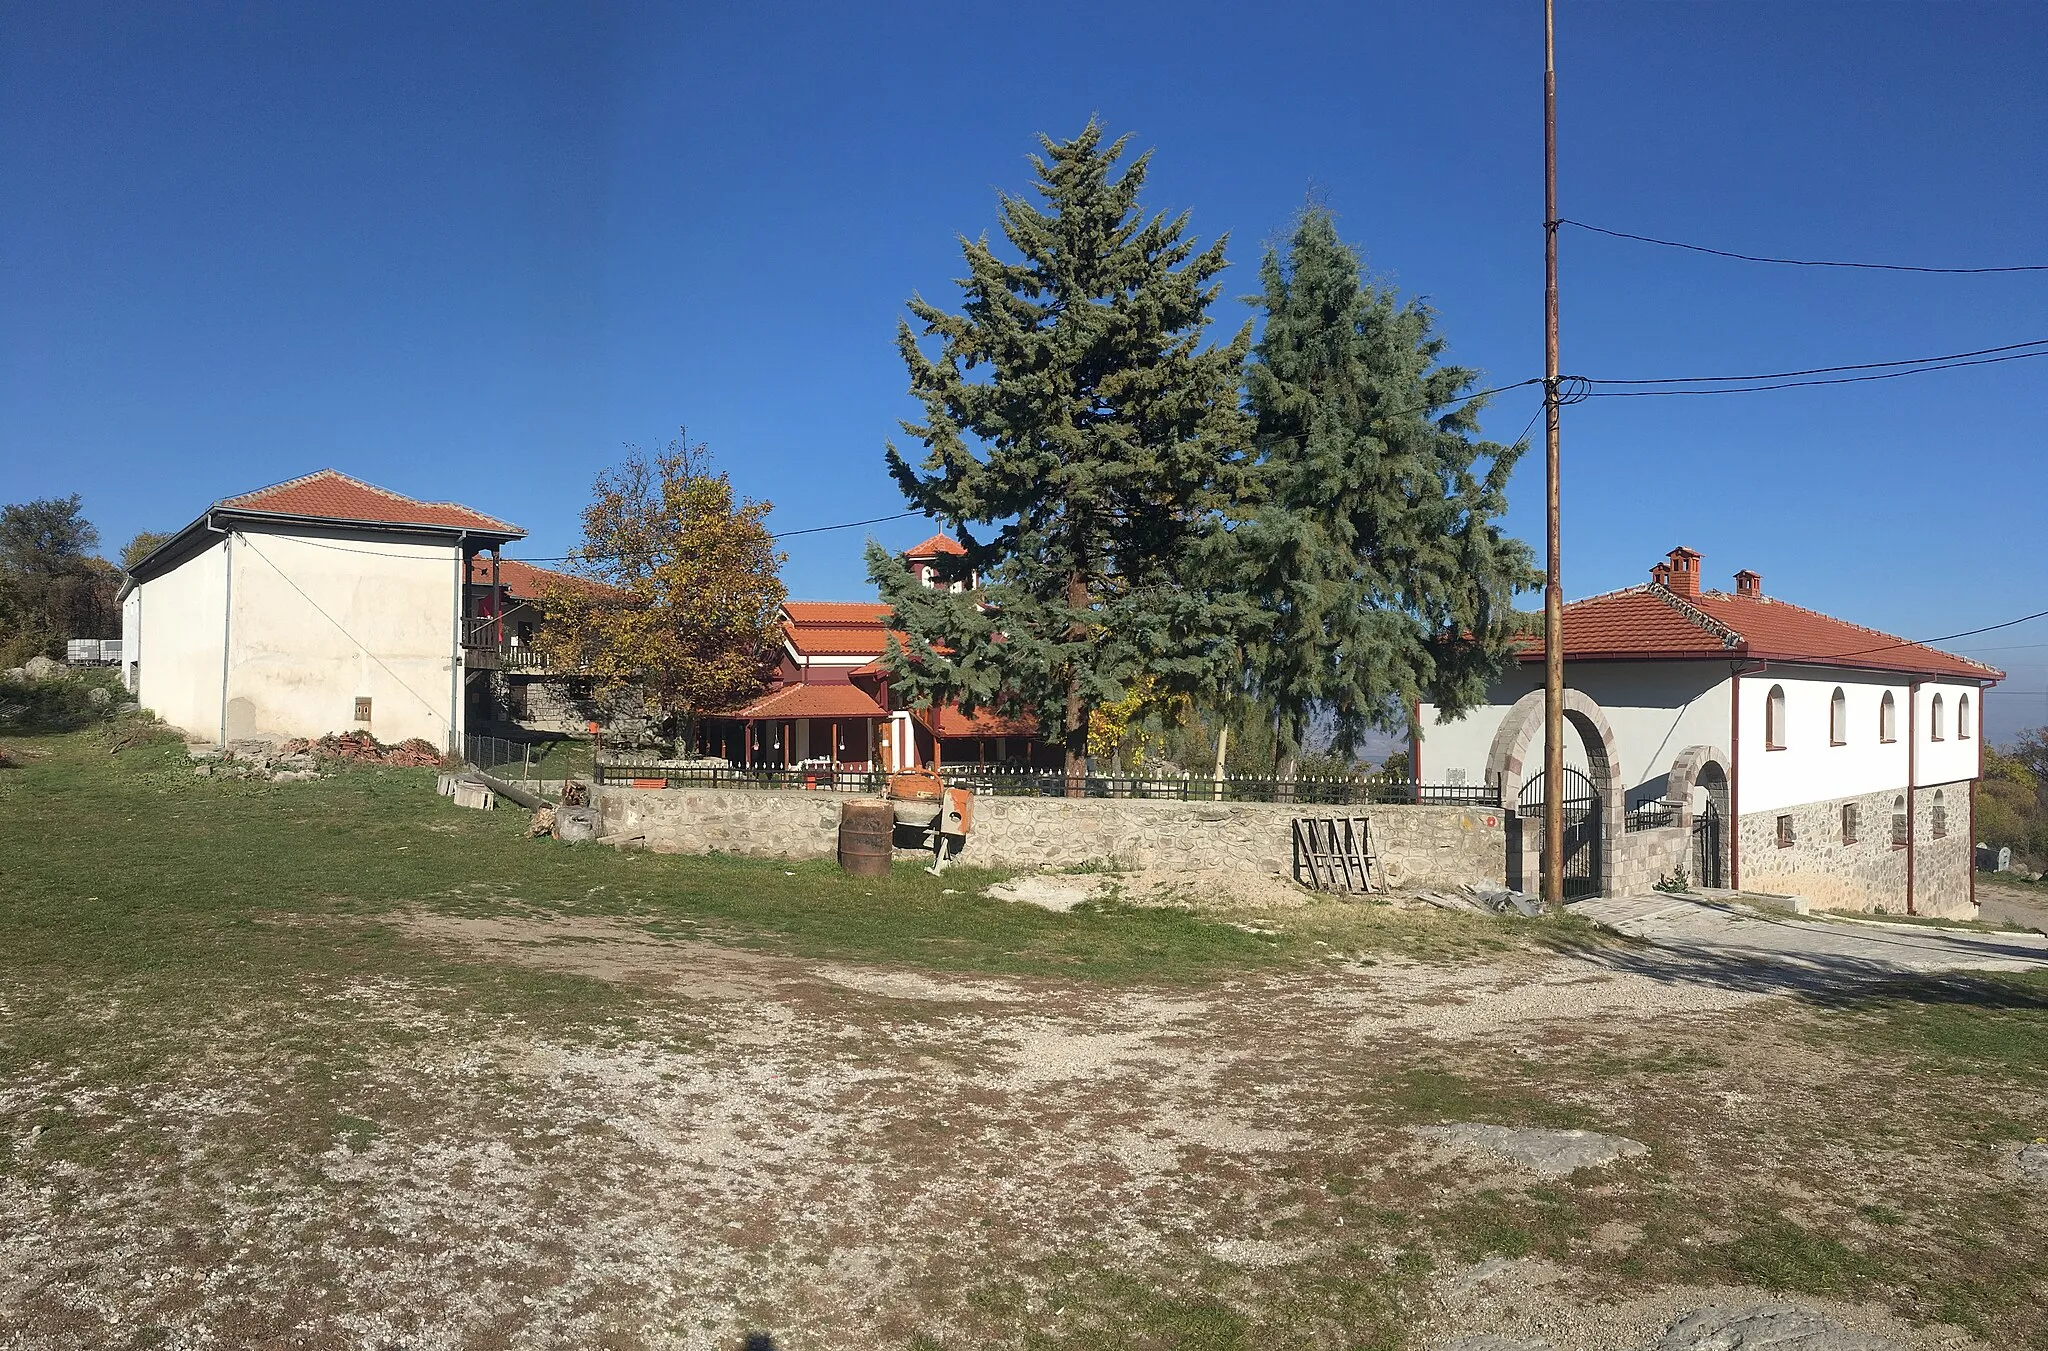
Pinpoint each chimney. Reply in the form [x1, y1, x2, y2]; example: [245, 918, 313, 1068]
[1734, 569, 1762, 599]
[1664, 547, 1701, 598]
[1650, 562, 1672, 589]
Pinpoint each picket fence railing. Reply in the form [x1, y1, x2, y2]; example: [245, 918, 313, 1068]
[590, 758, 1500, 808]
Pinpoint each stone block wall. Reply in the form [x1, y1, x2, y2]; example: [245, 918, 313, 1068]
[1612, 825, 1691, 898]
[591, 785, 1510, 888]
[1738, 786, 1912, 915]
[1913, 781, 1974, 919]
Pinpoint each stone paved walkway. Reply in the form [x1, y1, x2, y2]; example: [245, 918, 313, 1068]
[1569, 893, 2048, 975]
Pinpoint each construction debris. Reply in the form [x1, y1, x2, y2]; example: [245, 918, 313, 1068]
[281, 731, 444, 767]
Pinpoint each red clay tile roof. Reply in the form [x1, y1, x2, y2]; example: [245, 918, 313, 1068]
[916, 704, 1042, 738]
[1518, 584, 2000, 681]
[904, 533, 966, 558]
[783, 621, 892, 658]
[221, 470, 521, 535]
[467, 557, 619, 599]
[780, 601, 893, 658]
[732, 684, 888, 720]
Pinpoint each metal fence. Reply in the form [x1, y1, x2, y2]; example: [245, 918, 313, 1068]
[463, 732, 590, 781]
[1624, 800, 1681, 832]
[592, 760, 1499, 807]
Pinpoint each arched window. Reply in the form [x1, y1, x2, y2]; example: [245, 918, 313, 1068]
[1891, 794, 1908, 847]
[1829, 688, 1847, 746]
[1879, 691, 1897, 744]
[1932, 789, 1948, 838]
[1930, 693, 1945, 741]
[1765, 684, 1787, 750]
[1958, 693, 1972, 740]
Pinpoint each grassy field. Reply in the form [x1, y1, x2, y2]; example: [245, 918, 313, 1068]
[5, 718, 2048, 1349]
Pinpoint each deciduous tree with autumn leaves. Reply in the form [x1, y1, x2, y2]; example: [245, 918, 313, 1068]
[539, 433, 786, 743]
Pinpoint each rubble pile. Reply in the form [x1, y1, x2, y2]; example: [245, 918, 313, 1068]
[280, 731, 446, 767]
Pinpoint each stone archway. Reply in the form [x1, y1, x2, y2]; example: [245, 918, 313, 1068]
[1667, 744, 1731, 889]
[1485, 688, 1625, 897]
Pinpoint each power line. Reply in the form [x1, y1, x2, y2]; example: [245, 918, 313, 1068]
[1582, 348, 2048, 398]
[1561, 218, 2048, 275]
[1820, 607, 2048, 663]
[1584, 337, 2048, 386]
[265, 508, 930, 566]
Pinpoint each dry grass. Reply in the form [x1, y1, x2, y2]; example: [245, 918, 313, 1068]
[3, 730, 2047, 1349]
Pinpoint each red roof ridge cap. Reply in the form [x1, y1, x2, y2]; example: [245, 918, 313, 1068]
[1644, 583, 1744, 650]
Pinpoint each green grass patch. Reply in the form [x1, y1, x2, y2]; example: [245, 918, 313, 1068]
[1377, 1066, 1596, 1130]
[1817, 971, 2048, 1084]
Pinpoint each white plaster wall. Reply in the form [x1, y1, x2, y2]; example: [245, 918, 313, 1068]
[1421, 661, 1730, 805]
[223, 527, 462, 746]
[1915, 681, 1981, 787]
[133, 538, 228, 739]
[1737, 670, 1982, 813]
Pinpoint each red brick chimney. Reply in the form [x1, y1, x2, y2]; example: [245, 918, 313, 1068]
[1734, 569, 1762, 599]
[1663, 547, 1701, 598]
[1650, 562, 1672, 589]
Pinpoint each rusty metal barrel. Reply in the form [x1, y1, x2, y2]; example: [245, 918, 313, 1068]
[838, 800, 895, 877]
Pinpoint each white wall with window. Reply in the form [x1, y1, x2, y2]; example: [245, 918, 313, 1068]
[1916, 681, 1980, 786]
[1737, 669, 1911, 814]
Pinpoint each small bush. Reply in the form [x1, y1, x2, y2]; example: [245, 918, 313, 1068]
[0, 668, 129, 734]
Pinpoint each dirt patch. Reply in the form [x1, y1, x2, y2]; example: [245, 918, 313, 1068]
[5, 906, 2043, 1348]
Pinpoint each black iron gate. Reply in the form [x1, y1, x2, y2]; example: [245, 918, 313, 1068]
[1691, 798, 1725, 889]
[1518, 766, 1602, 898]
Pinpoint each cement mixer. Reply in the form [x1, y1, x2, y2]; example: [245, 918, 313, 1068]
[884, 770, 975, 875]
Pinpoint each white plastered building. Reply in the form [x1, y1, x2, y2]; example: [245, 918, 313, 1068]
[1416, 548, 1999, 916]
[119, 470, 525, 750]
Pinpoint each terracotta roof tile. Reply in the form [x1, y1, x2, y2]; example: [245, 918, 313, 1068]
[222, 470, 521, 535]
[467, 557, 619, 599]
[1692, 591, 2001, 680]
[904, 533, 966, 558]
[918, 704, 1041, 738]
[732, 684, 887, 720]
[1515, 583, 1999, 680]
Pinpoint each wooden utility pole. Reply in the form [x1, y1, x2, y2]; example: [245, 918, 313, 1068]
[1542, 0, 1566, 907]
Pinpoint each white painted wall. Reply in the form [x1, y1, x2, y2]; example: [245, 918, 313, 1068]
[1915, 680, 1981, 787]
[1421, 661, 1731, 805]
[225, 527, 462, 746]
[132, 537, 229, 740]
[130, 525, 465, 746]
[1736, 670, 1984, 813]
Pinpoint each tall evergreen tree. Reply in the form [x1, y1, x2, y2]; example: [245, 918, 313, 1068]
[868, 122, 1253, 786]
[1236, 207, 1536, 778]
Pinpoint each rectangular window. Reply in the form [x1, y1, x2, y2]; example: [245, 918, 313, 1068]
[1842, 803, 1859, 845]
[354, 696, 372, 723]
[1776, 814, 1795, 848]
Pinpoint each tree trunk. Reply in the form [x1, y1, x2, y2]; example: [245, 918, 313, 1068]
[1062, 569, 1089, 798]
[1063, 672, 1087, 798]
[1275, 712, 1299, 804]
[1211, 723, 1229, 802]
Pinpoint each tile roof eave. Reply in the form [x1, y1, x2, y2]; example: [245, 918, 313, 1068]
[1512, 645, 2000, 682]
[219, 504, 526, 541]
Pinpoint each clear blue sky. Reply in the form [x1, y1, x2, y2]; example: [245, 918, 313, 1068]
[4, 3, 2044, 738]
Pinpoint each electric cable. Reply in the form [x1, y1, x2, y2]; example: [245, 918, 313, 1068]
[1560, 218, 2048, 275]
[1583, 337, 2048, 386]
[1581, 348, 2048, 397]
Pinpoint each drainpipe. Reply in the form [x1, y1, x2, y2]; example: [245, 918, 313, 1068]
[1728, 659, 1769, 890]
[217, 516, 234, 748]
[1906, 680, 1921, 915]
[1972, 682, 1983, 910]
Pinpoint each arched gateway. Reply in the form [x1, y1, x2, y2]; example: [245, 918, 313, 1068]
[1485, 689, 1624, 898]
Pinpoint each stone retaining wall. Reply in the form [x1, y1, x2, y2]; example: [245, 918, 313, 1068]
[592, 786, 1509, 887]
